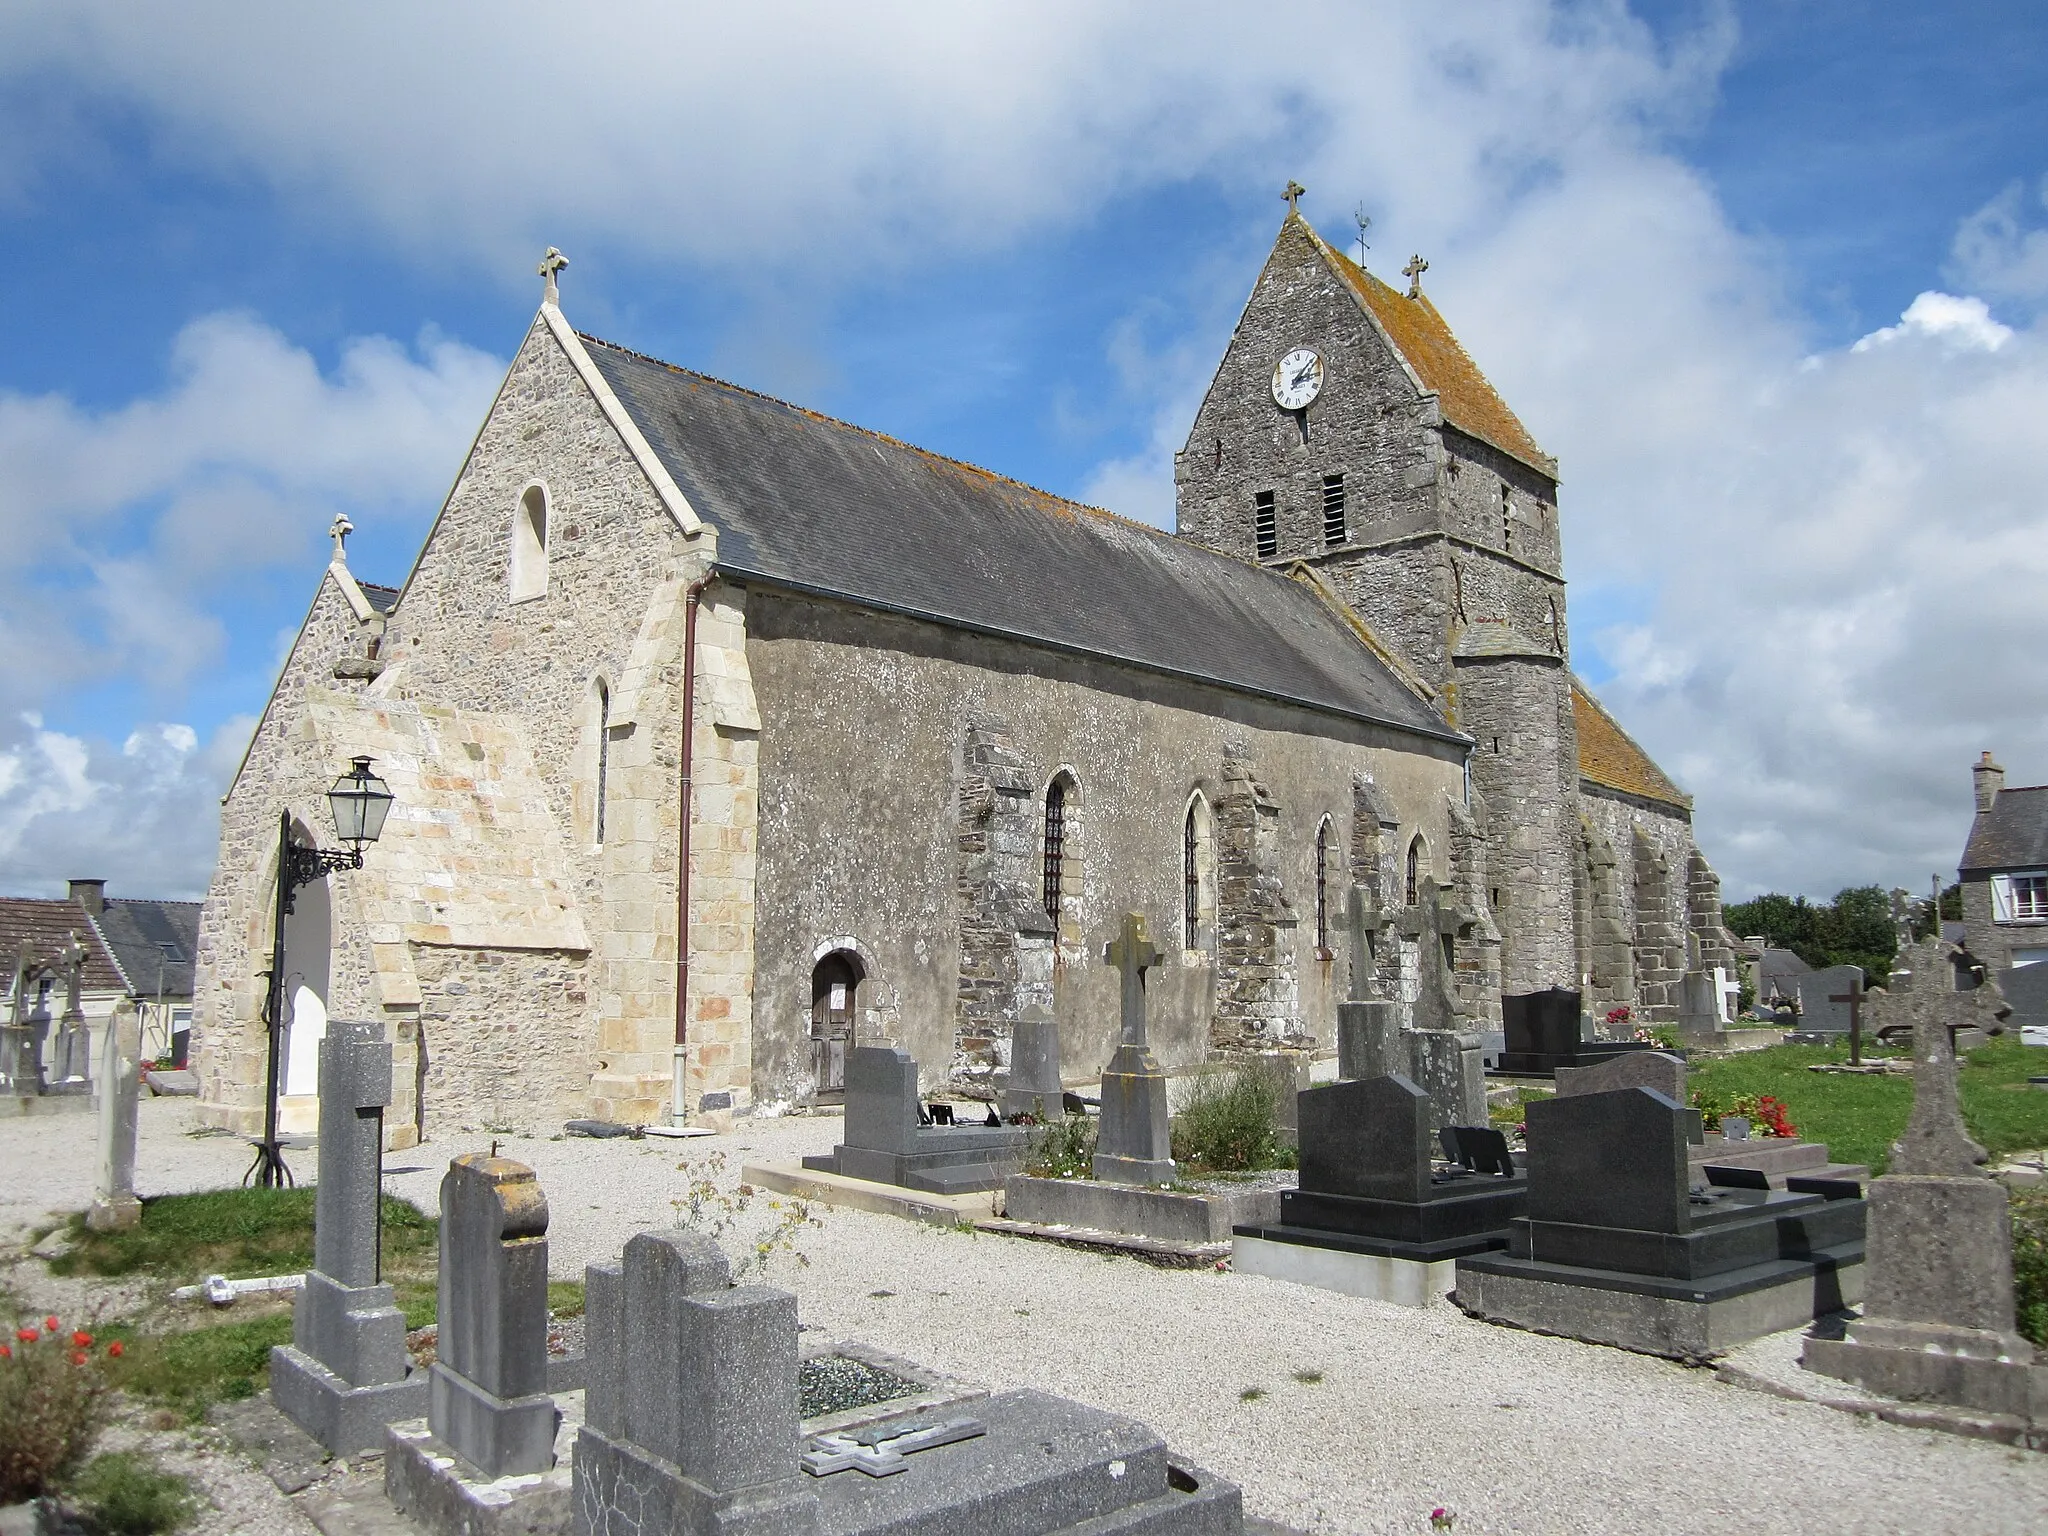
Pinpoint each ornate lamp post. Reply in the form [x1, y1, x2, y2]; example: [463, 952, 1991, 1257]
[247, 756, 396, 1189]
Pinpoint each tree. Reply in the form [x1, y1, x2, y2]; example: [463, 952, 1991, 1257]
[1725, 885, 1901, 985]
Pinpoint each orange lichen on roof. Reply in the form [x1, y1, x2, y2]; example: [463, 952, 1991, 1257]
[1572, 679, 1690, 811]
[1305, 222, 1556, 478]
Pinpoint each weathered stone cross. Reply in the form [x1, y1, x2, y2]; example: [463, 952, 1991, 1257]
[1345, 883, 1385, 1003]
[1281, 179, 1306, 214]
[1103, 911, 1161, 1048]
[57, 933, 85, 1017]
[1829, 974, 1866, 1066]
[329, 513, 353, 563]
[1403, 253, 1429, 297]
[537, 246, 569, 304]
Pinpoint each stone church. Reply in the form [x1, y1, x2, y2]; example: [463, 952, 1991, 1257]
[191, 211, 1735, 1139]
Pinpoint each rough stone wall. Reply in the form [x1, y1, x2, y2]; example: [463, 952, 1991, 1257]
[1960, 878, 2011, 970]
[1349, 774, 1401, 995]
[1443, 794, 1504, 1026]
[1577, 786, 1699, 1020]
[1440, 430, 1561, 573]
[192, 570, 421, 1144]
[412, 946, 591, 1129]
[1685, 849, 1739, 975]
[952, 716, 1056, 1085]
[743, 591, 1467, 1099]
[1212, 744, 1303, 1051]
[1577, 816, 1634, 1015]
[1629, 827, 1688, 1023]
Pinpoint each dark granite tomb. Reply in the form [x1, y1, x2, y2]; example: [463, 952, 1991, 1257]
[803, 1046, 1026, 1196]
[1494, 988, 1656, 1077]
[1455, 1086, 1866, 1357]
[1234, 1074, 1525, 1264]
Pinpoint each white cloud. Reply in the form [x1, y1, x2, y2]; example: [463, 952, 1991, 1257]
[1851, 292, 2012, 354]
[1950, 176, 2048, 307]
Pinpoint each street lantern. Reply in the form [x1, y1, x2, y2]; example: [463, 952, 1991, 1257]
[247, 755, 398, 1190]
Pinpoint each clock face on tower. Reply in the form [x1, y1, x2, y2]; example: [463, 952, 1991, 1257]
[1271, 347, 1324, 410]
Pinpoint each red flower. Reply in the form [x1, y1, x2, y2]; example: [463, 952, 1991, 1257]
[1, 1344, 11, 1358]
[43, 1316, 59, 1333]
[70, 1350, 87, 1366]
[107, 1341, 125, 1358]
[16, 1328, 37, 1344]
[72, 1330, 92, 1347]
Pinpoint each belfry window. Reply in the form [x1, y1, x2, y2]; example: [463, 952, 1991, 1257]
[1500, 483, 1513, 552]
[1043, 779, 1069, 923]
[511, 483, 550, 601]
[1322, 474, 1346, 547]
[1254, 491, 1277, 560]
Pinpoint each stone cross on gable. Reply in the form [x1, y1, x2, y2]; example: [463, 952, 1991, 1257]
[1403, 253, 1429, 297]
[537, 246, 568, 304]
[329, 513, 353, 563]
[1282, 179, 1306, 214]
[1103, 911, 1161, 1048]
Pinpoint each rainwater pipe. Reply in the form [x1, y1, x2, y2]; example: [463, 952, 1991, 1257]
[671, 572, 713, 1129]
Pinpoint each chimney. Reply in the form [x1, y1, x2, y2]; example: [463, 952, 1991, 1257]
[68, 878, 106, 916]
[1973, 751, 2005, 815]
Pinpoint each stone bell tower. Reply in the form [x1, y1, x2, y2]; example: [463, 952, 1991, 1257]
[1174, 203, 1579, 995]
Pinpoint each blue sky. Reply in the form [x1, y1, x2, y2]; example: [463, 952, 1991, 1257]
[2, 2, 2046, 902]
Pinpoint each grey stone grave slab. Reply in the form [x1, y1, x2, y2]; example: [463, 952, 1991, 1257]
[802, 1046, 1025, 1196]
[1455, 1086, 1868, 1360]
[87, 1005, 142, 1232]
[1233, 1074, 1525, 1306]
[572, 1230, 1245, 1535]
[997, 1004, 1064, 1123]
[1406, 1028, 1485, 1135]
[270, 1018, 427, 1454]
[1554, 1049, 1686, 1104]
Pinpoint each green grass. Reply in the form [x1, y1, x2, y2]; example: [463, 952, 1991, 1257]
[67, 1451, 199, 1535]
[1687, 1039, 2048, 1175]
[105, 1313, 295, 1422]
[49, 1187, 436, 1284]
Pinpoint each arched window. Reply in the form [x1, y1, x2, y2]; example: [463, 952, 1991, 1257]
[1405, 834, 1424, 907]
[1184, 801, 1200, 947]
[1042, 778, 1069, 922]
[594, 680, 610, 845]
[1315, 818, 1334, 953]
[511, 483, 549, 601]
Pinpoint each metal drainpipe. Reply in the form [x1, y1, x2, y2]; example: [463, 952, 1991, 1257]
[671, 574, 712, 1128]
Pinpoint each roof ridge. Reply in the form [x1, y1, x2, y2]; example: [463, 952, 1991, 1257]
[577, 332, 1284, 576]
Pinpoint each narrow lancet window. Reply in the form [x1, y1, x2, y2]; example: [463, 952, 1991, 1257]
[1043, 779, 1068, 922]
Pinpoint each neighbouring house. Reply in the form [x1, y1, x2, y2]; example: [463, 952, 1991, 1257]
[1959, 752, 2048, 973]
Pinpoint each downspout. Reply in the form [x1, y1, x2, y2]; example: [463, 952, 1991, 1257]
[671, 573, 713, 1128]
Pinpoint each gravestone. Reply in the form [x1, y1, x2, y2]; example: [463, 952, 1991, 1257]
[1794, 965, 1865, 1035]
[1554, 1050, 1685, 1104]
[1497, 988, 1653, 1077]
[803, 1046, 1025, 1195]
[86, 1004, 142, 1232]
[1335, 885, 1400, 1080]
[1676, 971, 1723, 1045]
[1803, 937, 2046, 1420]
[1456, 1086, 1868, 1360]
[573, 1230, 1244, 1535]
[997, 1005, 1063, 1122]
[1406, 1030, 1485, 1138]
[1093, 913, 1174, 1186]
[47, 935, 91, 1093]
[270, 1018, 428, 1453]
[1232, 1074, 1525, 1306]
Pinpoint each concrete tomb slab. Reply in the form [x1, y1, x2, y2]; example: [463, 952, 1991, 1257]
[802, 1046, 1025, 1196]
[1553, 1050, 1686, 1105]
[1456, 1086, 1867, 1360]
[1234, 1074, 1525, 1308]
[271, 1018, 428, 1454]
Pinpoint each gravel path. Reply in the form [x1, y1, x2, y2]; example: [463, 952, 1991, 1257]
[4, 1099, 2047, 1533]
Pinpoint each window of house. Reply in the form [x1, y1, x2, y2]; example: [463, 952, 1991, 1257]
[1043, 778, 1069, 922]
[1315, 818, 1333, 952]
[1322, 474, 1346, 547]
[511, 484, 550, 601]
[1254, 491, 1278, 559]
[2013, 874, 2048, 920]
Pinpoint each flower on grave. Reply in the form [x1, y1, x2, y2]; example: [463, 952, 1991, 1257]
[16, 1329, 37, 1344]
[1604, 1006, 1632, 1025]
[1, 1344, 11, 1359]
[71, 1331, 92, 1348]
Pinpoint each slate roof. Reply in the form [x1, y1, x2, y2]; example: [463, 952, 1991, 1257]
[359, 582, 401, 615]
[1962, 785, 2048, 874]
[1452, 619, 1557, 662]
[91, 899, 202, 1001]
[582, 338, 1461, 743]
[1305, 223, 1557, 478]
[0, 899, 126, 998]
[1755, 947, 1811, 1004]
[1571, 679, 1690, 812]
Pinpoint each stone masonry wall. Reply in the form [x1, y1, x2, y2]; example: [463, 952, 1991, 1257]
[1212, 744, 1303, 1051]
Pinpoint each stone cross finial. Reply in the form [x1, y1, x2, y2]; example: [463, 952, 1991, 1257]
[329, 513, 353, 564]
[1403, 253, 1429, 297]
[1282, 179, 1306, 214]
[1103, 911, 1161, 1048]
[537, 246, 568, 304]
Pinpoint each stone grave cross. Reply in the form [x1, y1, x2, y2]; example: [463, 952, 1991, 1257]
[1868, 935, 2009, 1177]
[1396, 875, 1467, 1032]
[1829, 974, 1866, 1067]
[1104, 911, 1160, 1049]
[1345, 882, 1387, 1003]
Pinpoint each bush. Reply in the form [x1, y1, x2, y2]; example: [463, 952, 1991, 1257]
[0, 1316, 116, 1503]
[69, 1451, 198, 1536]
[1024, 1113, 1096, 1179]
[1171, 1060, 1292, 1173]
[2014, 1186, 2048, 1350]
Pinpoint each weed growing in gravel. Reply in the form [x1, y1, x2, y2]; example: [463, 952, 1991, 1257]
[1237, 1386, 1264, 1402]
[671, 1153, 821, 1278]
[1024, 1113, 1097, 1179]
[1171, 1060, 1294, 1173]
[67, 1450, 198, 1535]
[1291, 1368, 1323, 1385]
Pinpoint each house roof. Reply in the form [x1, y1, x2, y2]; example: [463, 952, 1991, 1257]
[90, 899, 202, 1001]
[1572, 679, 1691, 812]
[580, 337, 1462, 744]
[1756, 947, 1812, 1001]
[1962, 785, 2048, 874]
[0, 899, 127, 998]
[1304, 222, 1557, 479]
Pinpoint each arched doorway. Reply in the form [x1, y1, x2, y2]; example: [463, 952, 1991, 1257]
[277, 840, 332, 1133]
[809, 950, 864, 1099]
